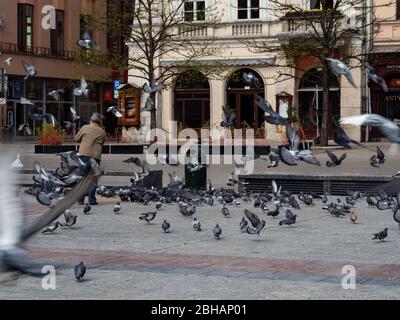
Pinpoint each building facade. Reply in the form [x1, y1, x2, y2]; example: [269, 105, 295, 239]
[0, 0, 122, 138]
[127, 0, 366, 143]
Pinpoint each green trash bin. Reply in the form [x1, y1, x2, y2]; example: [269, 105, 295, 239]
[184, 143, 207, 190]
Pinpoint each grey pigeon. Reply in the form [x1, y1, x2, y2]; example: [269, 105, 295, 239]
[83, 204, 91, 215]
[213, 224, 222, 240]
[74, 262, 86, 281]
[73, 77, 89, 96]
[221, 203, 230, 217]
[113, 202, 121, 214]
[243, 209, 266, 235]
[242, 72, 261, 90]
[139, 211, 157, 223]
[393, 209, 400, 229]
[48, 89, 65, 101]
[326, 151, 346, 167]
[220, 105, 236, 127]
[372, 228, 388, 242]
[370, 146, 385, 168]
[366, 63, 388, 92]
[340, 114, 400, 143]
[325, 58, 356, 87]
[279, 209, 297, 226]
[192, 218, 202, 231]
[41, 222, 60, 234]
[21, 60, 37, 79]
[77, 31, 97, 50]
[162, 220, 171, 233]
[107, 106, 122, 118]
[143, 82, 163, 93]
[239, 216, 248, 232]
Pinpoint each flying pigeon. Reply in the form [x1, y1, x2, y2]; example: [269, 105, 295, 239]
[325, 58, 356, 88]
[243, 209, 266, 236]
[18, 123, 32, 136]
[74, 262, 86, 281]
[279, 209, 297, 226]
[242, 72, 261, 90]
[340, 114, 400, 143]
[21, 61, 37, 79]
[11, 154, 23, 169]
[142, 82, 163, 94]
[370, 146, 385, 168]
[123, 157, 150, 173]
[4, 57, 12, 65]
[326, 151, 346, 167]
[220, 105, 236, 127]
[48, 89, 65, 101]
[255, 95, 288, 125]
[77, 31, 97, 50]
[333, 119, 366, 149]
[107, 106, 122, 118]
[213, 224, 222, 240]
[372, 228, 388, 242]
[73, 77, 89, 96]
[366, 63, 388, 92]
[162, 220, 171, 233]
[141, 96, 155, 112]
[20, 97, 34, 105]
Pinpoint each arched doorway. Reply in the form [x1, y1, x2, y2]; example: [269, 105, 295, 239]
[174, 70, 210, 129]
[370, 72, 400, 141]
[226, 68, 264, 129]
[298, 68, 340, 139]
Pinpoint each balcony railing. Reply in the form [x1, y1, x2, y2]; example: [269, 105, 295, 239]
[177, 25, 208, 38]
[232, 23, 263, 37]
[0, 42, 77, 60]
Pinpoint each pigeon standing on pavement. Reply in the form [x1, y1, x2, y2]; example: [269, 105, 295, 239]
[113, 202, 121, 214]
[370, 146, 385, 168]
[213, 224, 222, 240]
[221, 203, 230, 218]
[349, 211, 358, 224]
[74, 262, 86, 282]
[372, 228, 388, 242]
[192, 218, 202, 231]
[162, 220, 171, 233]
[239, 217, 248, 232]
[41, 222, 60, 234]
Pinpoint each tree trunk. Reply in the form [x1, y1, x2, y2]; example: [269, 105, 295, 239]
[320, 67, 330, 146]
[150, 91, 156, 130]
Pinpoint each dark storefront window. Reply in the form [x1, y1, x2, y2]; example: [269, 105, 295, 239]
[18, 4, 34, 52]
[51, 10, 65, 56]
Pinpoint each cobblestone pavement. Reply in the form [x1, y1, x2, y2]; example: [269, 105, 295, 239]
[1, 189, 400, 299]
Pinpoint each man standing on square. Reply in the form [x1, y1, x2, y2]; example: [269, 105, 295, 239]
[74, 112, 106, 205]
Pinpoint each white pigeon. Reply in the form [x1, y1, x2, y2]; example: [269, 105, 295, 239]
[21, 61, 37, 79]
[4, 57, 12, 65]
[73, 77, 89, 96]
[48, 89, 65, 101]
[107, 106, 122, 118]
[20, 97, 34, 105]
[11, 154, 23, 169]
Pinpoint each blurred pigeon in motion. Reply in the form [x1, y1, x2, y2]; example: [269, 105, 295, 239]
[279, 209, 297, 226]
[192, 218, 202, 231]
[213, 224, 222, 240]
[326, 151, 346, 167]
[18, 123, 32, 136]
[107, 106, 122, 118]
[74, 261, 86, 282]
[370, 146, 385, 168]
[255, 95, 288, 125]
[162, 220, 171, 233]
[73, 77, 89, 97]
[141, 96, 155, 112]
[340, 114, 400, 143]
[220, 105, 236, 127]
[267, 152, 280, 168]
[139, 211, 157, 223]
[11, 154, 23, 169]
[333, 119, 366, 149]
[21, 61, 37, 79]
[325, 58, 356, 88]
[242, 71, 261, 90]
[41, 222, 60, 235]
[77, 31, 97, 50]
[4, 57, 12, 65]
[48, 89, 65, 101]
[393, 209, 400, 229]
[83, 204, 91, 215]
[123, 157, 150, 174]
[142, 82, 163, 94]
[267, 205, 280, 218]
[20, 97, 34, 105]
[239, 216, 248, 232]
[372, 228, 388, 242]
[366, 63, 388, 92]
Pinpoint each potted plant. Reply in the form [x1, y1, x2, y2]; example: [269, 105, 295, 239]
[38, 122, 64, 145]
